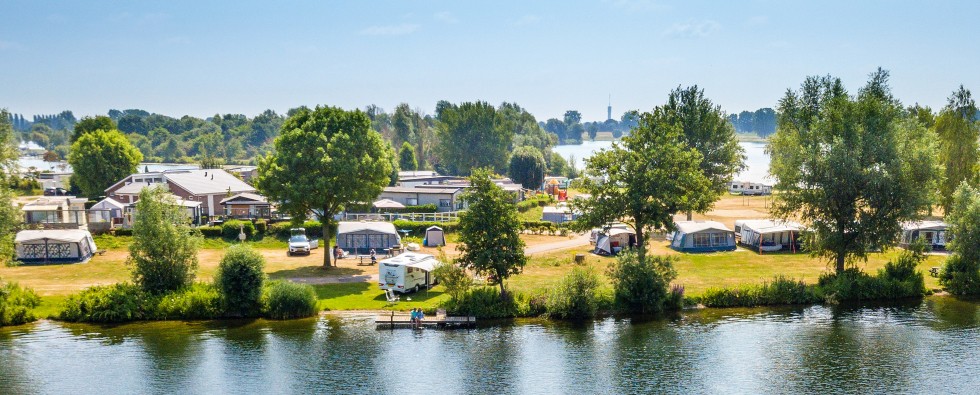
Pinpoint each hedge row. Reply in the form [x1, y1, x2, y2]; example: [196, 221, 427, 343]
[392, 220, 459, 236]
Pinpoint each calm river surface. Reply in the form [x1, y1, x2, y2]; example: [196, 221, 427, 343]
[554, 141, 771, 184]
[2, 297, 979, 394]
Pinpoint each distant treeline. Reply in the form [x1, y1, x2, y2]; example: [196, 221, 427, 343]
[728, 108, 776, 137]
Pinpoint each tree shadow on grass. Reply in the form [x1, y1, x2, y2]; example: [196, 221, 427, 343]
[267, 265, 366, 279]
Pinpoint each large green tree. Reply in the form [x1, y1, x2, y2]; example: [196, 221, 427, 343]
[456, 168, 526, 295]
[129, 186, 201, 294]
[662, 85, 745, 220]
[768, 69, 938, 274]
[507, 146, 546, 189]
[398, 141, 418, 171]
[67, 129, 143, 198]
[939, 183, 980, 295]
[935, 85, 979, 214]
[256, 106, 393, 267]
[0, 111, 21, 264]
[572, 107, 710, 263]
[71, 115, 116, 142]
[434, 102, 512, 176]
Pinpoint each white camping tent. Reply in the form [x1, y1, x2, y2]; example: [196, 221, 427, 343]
[90, 197, 126, 224]
[424, 226, 445, 247]
[900, 220, 949, 251]
[336, 221, 401, 255]
[669, 221, 736, 252]
[594, 228, 636, 256]
[734, 219, 802, 253]
[15, 229, 97, 263]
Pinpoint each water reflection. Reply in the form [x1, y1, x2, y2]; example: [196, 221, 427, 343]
[1, 297, 979, 394]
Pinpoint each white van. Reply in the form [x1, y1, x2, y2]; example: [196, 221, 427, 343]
[378, 252, 438, 294]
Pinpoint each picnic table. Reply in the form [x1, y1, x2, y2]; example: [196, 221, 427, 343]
[357, 255, 378, 266]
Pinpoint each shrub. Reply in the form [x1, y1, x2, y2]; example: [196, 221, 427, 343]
[432, 262, 471, 302]
[699, 276, 818, 307]
[391, 220, 459, 237]
[216, 245, 266, 317]
[443, 287, 543, 319]
[221, 220, 256, 239]
[606, 251, 680, 314]
[817, 263, 926, 304]
[269, 220, 329, 239]
[59, 283, 152, 323]
[546, 267, 603, 319]
[262, 281, 318, 319]
[0, 280, 41, 326]
[113, 228, 133, 236]
[940, 183, 980, 295]
[199, 226, 223, 238]
[129, 187, 201, 294]
[154, 283, 222, 320]
[255, 219, 268, 234]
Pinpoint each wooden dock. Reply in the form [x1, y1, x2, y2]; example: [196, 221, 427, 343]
[375, 312, 477, 329]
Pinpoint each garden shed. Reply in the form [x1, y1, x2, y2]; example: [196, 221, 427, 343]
[424, 226, 445, 247]
[669, 221, 736, 252]
[15, 229, 98, 264]
[336, 221, 401, 255]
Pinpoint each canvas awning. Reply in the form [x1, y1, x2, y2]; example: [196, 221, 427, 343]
[373, 199, 406, 209]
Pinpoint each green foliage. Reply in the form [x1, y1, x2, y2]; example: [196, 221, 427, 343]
[940, 183, 980, 295]
[262, 281, 318, 319]
[0, 280, 41, 326]
[67, 129, 143, 198]
[434, 101, 513, 175]
[546, 267, 604, 319]
[443, 287, 544, 319]
[508, 146, 547, 189]
[221, 219, 256, 239]
[605, 251, 681, 314]
[398, 141, 418, 171]
[257, 105, 393, 267]
[154, 283, 222, 320]
[456, 169, 527, 294]
[268, 220, 328, 239]
[663, 85, 746, 216]
[699, 276, 818, 307]
[516, 194, 553, 212]
[0, 187, 18, 265]
[216, 245, 266, 317]
[255, 219, 268, 234]
[129, 187, 201, 294]
[818, 251, 927, 304]
[72, 115, 116, 142]
[768, 69, 939, 273]
[432, 262, 472, 302]
[390, 220, 457, 236]
[199, 226, 223, 238]
[572, 105, 710, 262]
[934, 86, 979, 214]
[59, 283, 151, 323]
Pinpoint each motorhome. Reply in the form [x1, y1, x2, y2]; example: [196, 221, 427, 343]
[378, 252, 439, 294]
[728, 181, 772, 195]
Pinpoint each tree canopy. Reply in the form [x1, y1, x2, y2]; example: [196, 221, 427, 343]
[67, 129, 143, 198]
[0, 111, 20, 264]
[456, 168, 526, 295]
[768, 69, 938, 273]
[398, 141, 418, 171]
[129, 186, 201, 294]
[939, 183, 980, 295]
[434, 101, 512, 176]
[508, 146, 547, 189]
[935, 85, 979, 214]
[71, 115, 116, 142]
[256, 106, 393, 267]
[663, 85, 745, 219]
[572, 106, 710, 263]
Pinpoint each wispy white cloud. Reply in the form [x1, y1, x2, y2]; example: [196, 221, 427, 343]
[434, 11, 458, 24]
[663, 19, 720, 38]
[512, 15, 540, 26]
[359, 24, 421, 36]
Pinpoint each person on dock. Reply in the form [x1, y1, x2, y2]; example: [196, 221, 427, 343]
[410, 308, 420, 329]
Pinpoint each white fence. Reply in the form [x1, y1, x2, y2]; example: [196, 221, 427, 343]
[341, 211, 461, 223]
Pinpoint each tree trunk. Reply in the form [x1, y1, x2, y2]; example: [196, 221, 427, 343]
[835, 253, 845, 274]
[498, 276, 506, 298]
[323, 214, 332, 268]
[686, 211, 693, 221]
[635, 226, 646, 263]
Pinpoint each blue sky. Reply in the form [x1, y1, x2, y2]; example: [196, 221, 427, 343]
[2, 0, 978, 122]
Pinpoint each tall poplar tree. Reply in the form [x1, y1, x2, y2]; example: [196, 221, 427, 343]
[935, 85, 980, 214]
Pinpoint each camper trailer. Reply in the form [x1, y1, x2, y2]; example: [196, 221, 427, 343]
[379, 252, 439, 293]
[728, 181, 772, 196]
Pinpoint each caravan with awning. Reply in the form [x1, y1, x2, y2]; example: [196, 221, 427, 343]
[378, 252, 440, 293]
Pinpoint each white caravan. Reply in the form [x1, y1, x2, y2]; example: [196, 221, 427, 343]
[378, 252, 439, 294]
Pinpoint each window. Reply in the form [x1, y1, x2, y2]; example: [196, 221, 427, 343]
[693, 233, 710, 247]
[439, 199, 452, 208]
[711, 233, 728, 246]
[406, 198, 418, 206]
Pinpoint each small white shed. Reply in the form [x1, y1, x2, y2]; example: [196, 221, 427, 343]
[424, 226, 445, 247]
[15, 229, 98, 263]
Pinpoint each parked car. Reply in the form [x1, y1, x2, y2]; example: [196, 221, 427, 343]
[287, 228, 317, 256]
[43, 187, 67, 196]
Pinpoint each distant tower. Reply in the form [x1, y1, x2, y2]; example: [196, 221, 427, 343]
[607, 95, 612, 121]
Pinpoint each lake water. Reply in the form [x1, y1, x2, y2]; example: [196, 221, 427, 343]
[553, 141, 771, 184]
[17, 157, 199, 173]
[2, 297, 979, 394]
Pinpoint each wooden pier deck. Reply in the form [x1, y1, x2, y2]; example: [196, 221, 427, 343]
[375, 312, 477, 329]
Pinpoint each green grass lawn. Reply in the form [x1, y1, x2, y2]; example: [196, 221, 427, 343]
[519, 206, 544, 222]
[312, 283, 449, 312]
